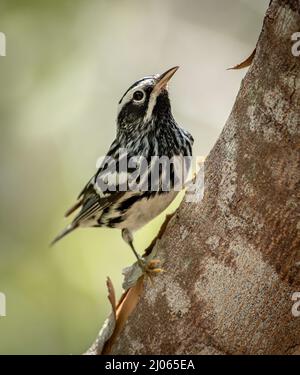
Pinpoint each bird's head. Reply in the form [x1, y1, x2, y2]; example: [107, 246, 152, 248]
[117, 66, 179, 134]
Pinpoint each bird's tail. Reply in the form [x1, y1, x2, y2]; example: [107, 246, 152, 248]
[50, 223, 78, 247]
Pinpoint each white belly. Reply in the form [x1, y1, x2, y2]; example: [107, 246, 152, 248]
[120, 191, 178, 232]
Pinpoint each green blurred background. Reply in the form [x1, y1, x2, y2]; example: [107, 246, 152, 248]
[0, 0, 268, 354]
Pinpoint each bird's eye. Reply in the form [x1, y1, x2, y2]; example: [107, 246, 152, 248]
[133, 90, 144, 102]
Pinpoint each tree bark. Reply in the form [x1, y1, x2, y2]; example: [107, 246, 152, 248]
[89, 0, 300, 355]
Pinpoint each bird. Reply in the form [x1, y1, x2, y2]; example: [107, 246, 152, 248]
[51, 66, 194, 273]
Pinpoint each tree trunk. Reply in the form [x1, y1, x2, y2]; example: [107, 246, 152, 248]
[89, 0, 300, 355]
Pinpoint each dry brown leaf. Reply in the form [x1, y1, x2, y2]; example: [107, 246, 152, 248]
[85, 277, 117, 355]
[227, 48, 256, 70]
[106, 277, 116, 320]
[102, 276, 144, 354]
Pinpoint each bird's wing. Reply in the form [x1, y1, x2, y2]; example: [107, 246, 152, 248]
[72, 187, 125, 226]
[64, 174, 95, 218]
[64, 139, 128, 226]
[51, 181, 125, 246]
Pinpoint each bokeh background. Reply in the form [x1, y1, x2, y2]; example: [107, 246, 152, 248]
[0, 0, 268, 354]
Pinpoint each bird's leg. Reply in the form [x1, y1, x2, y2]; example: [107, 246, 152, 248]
[122, 228, 162, 275]
[122, 228, 144, 267]
[129, 241, 147, 269]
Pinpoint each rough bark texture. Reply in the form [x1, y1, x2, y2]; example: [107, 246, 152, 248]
[98, 0, 300, 355]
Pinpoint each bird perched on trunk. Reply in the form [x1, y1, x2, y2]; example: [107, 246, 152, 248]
[51, 66, 193, 273]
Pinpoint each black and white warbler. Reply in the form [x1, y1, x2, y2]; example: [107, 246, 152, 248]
[51, 67, 194, 273]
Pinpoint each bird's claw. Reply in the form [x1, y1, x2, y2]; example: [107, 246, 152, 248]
[137, 257, 164, 277]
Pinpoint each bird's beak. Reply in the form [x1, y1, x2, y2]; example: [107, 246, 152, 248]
[154, 66, 179, 92]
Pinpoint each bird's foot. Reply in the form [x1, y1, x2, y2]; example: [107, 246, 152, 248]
[122, 255, 163, 290]
[137, 257, 163, 277]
